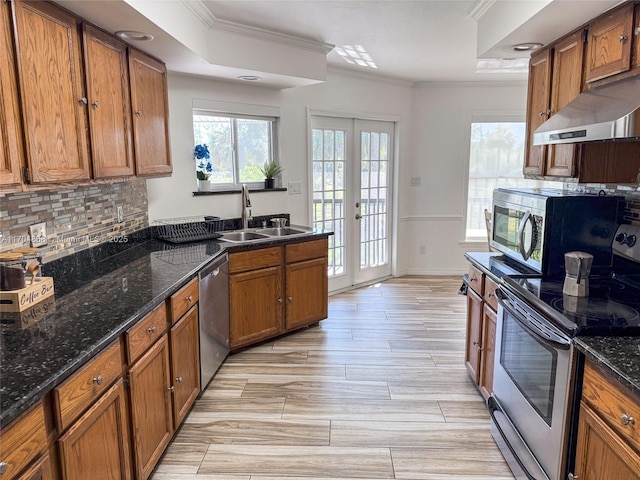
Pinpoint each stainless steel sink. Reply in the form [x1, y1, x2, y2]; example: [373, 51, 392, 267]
[258, 227, 307, 237]
[219, 231, 270, 243]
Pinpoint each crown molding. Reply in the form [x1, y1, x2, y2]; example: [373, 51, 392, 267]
[181, 0, 334, 54]
[468, 0, 498, 21]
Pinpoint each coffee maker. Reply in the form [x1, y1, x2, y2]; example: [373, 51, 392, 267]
[563, 251, 594, 297]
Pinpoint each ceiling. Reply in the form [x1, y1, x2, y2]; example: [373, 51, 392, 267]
[57, 0, 624, 88]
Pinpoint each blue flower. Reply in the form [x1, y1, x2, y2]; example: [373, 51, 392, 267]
[194, 144, 210, 160]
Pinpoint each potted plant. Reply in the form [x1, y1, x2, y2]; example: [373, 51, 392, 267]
[194, 144, 212, 191]
[260, 160, 283, 189]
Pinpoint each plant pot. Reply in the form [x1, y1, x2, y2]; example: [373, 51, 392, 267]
[197, 179, 211, 192]
[264, 178, 275, 189]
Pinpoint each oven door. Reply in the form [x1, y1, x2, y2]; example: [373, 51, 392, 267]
[491, 288, 574, 480]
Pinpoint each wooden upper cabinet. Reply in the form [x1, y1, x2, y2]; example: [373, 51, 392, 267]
[128, 49, 172, 176]
[83, 25, 134, 178]
[0, 0, 23, 188]
[632, 3, 640, 69]
[585, 2, 634, 83]
[546, 31, 585, 177]
[524, 48, 552, 176]
[12, 0, 91, 183]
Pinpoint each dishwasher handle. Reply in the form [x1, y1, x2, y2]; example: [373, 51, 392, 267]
[200, 253, 228, 279]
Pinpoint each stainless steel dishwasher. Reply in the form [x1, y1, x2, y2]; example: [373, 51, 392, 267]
[198, 252, 229, 391]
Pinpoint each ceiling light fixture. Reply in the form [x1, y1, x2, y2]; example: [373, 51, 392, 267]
[115, 31, 154, 42]
[511, 42, 543, 52]
[237, 75, 261, 81]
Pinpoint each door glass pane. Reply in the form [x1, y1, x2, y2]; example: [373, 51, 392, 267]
[359, 130, 389, 270]
[312, 128, 346, 278]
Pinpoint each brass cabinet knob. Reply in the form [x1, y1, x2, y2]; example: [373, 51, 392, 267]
[148, 326, 157, 334]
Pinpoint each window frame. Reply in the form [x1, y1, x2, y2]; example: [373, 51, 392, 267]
[193, 109, 281, 191]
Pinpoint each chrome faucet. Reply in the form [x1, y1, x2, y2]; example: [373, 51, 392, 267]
[241, 184, 252, 229]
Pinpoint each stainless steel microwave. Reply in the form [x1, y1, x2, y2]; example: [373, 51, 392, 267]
[490, 188, 624, 275]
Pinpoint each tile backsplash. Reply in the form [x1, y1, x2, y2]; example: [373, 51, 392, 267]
[0, 180, 148, 263]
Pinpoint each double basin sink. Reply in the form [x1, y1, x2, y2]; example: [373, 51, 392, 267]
[218, 227, 310, 243]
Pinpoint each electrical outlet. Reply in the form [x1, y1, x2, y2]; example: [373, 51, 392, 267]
[116, 206, 124, 223]
[410, 176, 421, 187]
[419, 245, 426, 255]
[29, 222, 47, 247]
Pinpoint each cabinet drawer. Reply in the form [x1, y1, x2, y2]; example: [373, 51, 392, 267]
[467, 265, 484, 296]
[126, 303, 168, 365]
[169, 277, 198, 323]
[582, 360, 640, 452]
[229, 247, 282, 274]
[0, 402, 47, 480]
[484, 277, 499, 311]
[285, 238, 328, 264]
[54, 341, 123, 432]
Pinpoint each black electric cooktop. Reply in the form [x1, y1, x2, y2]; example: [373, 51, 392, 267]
[502, 274, 640, 336]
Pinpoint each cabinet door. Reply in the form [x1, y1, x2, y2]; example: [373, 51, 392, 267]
[83, 25, 134, 178]
[479, 304, 496, 400]
[16, 454, 53, 480]
[573, 402, 640, 480]
[585, 3, 634, 83]
[632, 4, 640, 69]
[12, 0, 90, 183]
[169, 305, 200, 427]
[547, 31, 584, 177]
[524, 49, 551, 176]
[285, 257, 328, 330]
[0, 0, 23, 187]
[128, 49, 172, 176]
[128, 335, 173, 480]
[230, 266, 283, 349]
[464, 288, 483, 385]
[58, 379, 132, 480]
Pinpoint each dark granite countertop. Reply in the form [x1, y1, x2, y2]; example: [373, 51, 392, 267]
[0, 228, 331, 429]
[574, 336, 640, 398]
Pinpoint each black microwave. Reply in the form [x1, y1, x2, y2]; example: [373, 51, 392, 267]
[490, 188, 624, 276]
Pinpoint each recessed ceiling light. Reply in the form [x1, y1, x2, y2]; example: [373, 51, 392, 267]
[237, 75, 262, 81]
[512, 42, 543, 52]
[115, 31, 154, 41]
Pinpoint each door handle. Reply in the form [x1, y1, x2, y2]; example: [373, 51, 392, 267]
[355, 213, 362, 220]
[355, 202, 360, 208]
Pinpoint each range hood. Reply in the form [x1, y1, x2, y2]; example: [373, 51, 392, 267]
[533, 75, 640, 145]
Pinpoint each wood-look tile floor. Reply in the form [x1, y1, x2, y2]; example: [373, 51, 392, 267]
[151, 276, 515, 480]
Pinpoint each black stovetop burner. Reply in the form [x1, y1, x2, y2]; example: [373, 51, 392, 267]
[503, 274, 640, 336]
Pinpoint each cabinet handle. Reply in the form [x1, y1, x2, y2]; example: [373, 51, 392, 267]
[186, 295, 193, 303]
[148, 326, 157, 334]
[278, 298, 283, 303]
[470, 276, 477, 282]
[488, 292, 495, 298]
[568, 474, 578, 480]
[635, 26, 640, 36]
[91, 100, 100, 108]
[168, 385, 175, 392]
[78, 97, 88, 105]
[0, 461, 7, 474]
[619, 34, 628, 43]
[547, 109, 554, 116]
[538, 111, 545, 117]
[135, 110, 142, 116]
[621, 413, 635, 426]
[93, 375, 103, 385]
[176, 376, 183, 383]
[287, 296, 293, 302]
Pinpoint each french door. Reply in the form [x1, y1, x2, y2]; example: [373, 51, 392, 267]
[311, 116, 394, 292]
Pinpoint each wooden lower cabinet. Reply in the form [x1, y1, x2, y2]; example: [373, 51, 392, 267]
[573, 402, 640, 479]
[0, 402, 48, 480]
[285, 257, 328, 330]
[230, 265, 283, 349]
[58, 379, 132, 480]
[128, 335, 173, 480]
[169, 305, 201, 427]
[465, 288, 483, 384]
[479, 304, 497, 399]
[16, 454, 53, 480]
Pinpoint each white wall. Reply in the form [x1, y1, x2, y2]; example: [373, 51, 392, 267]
[147, 72, 527, 276]
[399, 81, 527, 276]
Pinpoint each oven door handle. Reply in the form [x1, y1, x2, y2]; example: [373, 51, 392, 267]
[517, 210, 537, 261]
[495, 288, 571, 350]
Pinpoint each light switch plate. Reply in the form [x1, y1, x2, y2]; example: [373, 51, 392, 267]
[288, 181, 302, 194]
[410, 176, 421, 187]
[29, 222, 47, 247]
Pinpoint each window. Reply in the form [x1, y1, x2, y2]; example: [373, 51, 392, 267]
[193, 111, 278, 189]
[465, 122, 555, 239]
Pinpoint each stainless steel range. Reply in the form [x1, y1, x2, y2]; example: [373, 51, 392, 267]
[489, 222, 640, 480]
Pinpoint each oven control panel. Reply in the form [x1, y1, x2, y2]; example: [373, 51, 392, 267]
[613, 224, 640, 263]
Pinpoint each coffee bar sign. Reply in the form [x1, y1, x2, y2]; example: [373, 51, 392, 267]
[0, 277, 55, 312]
